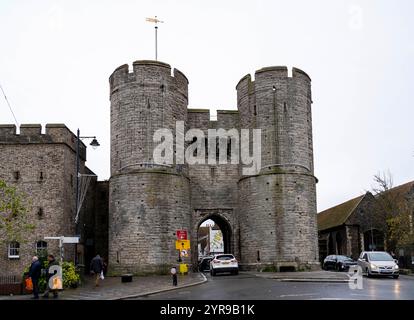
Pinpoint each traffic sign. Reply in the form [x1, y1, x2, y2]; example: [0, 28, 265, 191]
[175, 239, 190, 250]
[176, 230, 188, 240]
[62, 237, 80, 244]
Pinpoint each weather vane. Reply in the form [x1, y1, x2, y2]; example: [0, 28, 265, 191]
[146, 16, 164, 61]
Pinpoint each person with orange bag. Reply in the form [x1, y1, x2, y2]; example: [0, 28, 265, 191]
[28, 256, 41, 299]
[42, 254, 60, 299]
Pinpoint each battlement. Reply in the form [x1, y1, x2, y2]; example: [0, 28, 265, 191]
[20, 124, 42, 135]
[0, 124, 16, 135]
[255, 66, 288, 77]
[109, 60, 189, 97]
[0, 123, 86, 160]
[236, 66, 311, 91]
[215, 110, 239, 128]
[187, 109, 239, 129]
[292, 67, 311, 81]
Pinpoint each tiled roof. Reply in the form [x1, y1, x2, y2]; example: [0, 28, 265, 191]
[317, 180, 414, 232]
[317, 194, 366, 231]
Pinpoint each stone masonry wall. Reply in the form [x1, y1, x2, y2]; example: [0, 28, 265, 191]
[187, 110, 241, 265]
[0, 124, 86, 276]
[109, 171, 191, 275]
[108, 61, 319, 273]
[109, 61, 191, 274]
[236, 67, 319, 269]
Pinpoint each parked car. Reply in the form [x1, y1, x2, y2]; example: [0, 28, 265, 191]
[198, 256, 213, 272]
[357, 251, 399, 279]
[210, 254, 239, 276]
[323, 255, 357, 271]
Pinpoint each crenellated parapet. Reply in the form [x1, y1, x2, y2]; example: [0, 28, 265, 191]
[0, 123, 86, 160]
[109, 60, 188, 100]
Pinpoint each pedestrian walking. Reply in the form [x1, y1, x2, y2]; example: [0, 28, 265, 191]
[90, 254, 104, 287]
[28, 256, 42, 299]
[171, 266, 178, 286]
[42, 254, 59, 299]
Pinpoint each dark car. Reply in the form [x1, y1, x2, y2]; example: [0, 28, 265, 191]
[198, 256, 213, 272]
[323, 255, 357, 271]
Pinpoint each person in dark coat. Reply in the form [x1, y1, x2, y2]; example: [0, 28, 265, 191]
[28, 256, 42, 299]
[42, 254, 59, 299]
[90, 254, 103, 287]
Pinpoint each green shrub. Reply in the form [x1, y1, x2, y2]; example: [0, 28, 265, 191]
[261, 265, 278, 272]
[61, 262, 81, 288]
[22, 261, 81, 292]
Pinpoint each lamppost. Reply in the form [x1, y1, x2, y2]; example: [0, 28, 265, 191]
[74, 129, 100, 264]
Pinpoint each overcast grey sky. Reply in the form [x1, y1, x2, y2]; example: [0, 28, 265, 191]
[0, 0, 413, 211]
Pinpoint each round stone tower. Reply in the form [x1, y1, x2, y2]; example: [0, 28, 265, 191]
[236, 66, 319, 271]
[108, 60, 191, 274]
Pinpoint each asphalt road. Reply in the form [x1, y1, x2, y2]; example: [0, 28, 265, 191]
[135, 272, 414, 300]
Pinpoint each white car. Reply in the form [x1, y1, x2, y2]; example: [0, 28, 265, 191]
[210, 254, 239, 276]
[357, 251, 399, 279]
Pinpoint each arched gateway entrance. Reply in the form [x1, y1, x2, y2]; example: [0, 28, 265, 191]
[197, 215, 232, 256]
[192, 209, 238, 269]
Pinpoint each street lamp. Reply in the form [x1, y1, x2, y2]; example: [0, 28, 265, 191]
[89, 138, 100, 149]
[74, 129, 99, 264]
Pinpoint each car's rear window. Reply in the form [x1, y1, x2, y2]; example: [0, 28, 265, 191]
[337, 255, 352, 261]
[368, 252, 393, 261]
[216, 255, 234, 260]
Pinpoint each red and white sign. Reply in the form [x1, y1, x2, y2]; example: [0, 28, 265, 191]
[176, 230, 188, 240]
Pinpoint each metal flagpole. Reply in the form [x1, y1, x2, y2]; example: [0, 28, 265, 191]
[146, 16, 164, 61]
[155, 24, 158, 60]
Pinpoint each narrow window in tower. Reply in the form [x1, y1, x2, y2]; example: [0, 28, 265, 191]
[210, 167, 216, 176]
[147, 98, 151, 109]
[13, 171, 20, 181]
[227, 139, 231, 160]
[216, 137, 220, 162]
[253, 105, 257, 116]
[204, 137, 208, 158]
[39, 171, 44, 181]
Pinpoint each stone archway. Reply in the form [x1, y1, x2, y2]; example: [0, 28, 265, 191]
[197, 214, 232, 255]
[191, 209, 238, 269]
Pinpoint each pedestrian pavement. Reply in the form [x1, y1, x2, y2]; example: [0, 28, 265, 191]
[0, 272, 206, 300]
[253, 270, 350, 282]
[4, 269, 402, 300]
